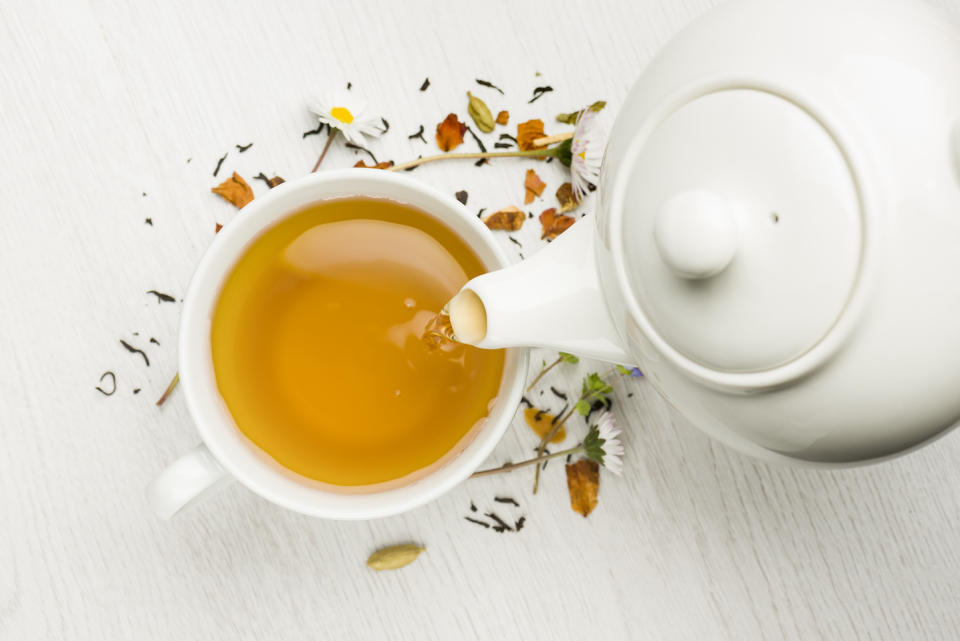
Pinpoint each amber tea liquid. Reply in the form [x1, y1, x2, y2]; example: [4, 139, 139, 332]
[211, 198, 505, 485]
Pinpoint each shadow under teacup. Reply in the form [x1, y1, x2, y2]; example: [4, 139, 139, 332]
[146, 169, 528, 519]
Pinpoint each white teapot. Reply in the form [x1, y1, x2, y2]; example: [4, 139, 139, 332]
[451, 0, 960, 465]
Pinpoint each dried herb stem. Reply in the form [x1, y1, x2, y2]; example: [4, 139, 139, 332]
[311, 130, 336, 173]
[155, 372, 179, 406]
[533, 132, 573, 147]
[389, 147, 560, 172]
[470, 445, 584, 478]
[526, 356, 563, 391]
[532, 365, 626, 493]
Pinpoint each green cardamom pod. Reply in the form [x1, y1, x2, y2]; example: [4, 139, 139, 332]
[366, 544, 425, 571]
[467, 92, 495, 133]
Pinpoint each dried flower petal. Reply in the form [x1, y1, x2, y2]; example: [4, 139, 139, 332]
[483, 206, 525, 231]
[211, 172, 254, 209]
[524, 407, 566, 443]
[566, 458, 600, 517]
[496, 110, 509, 125]
[353, 159, 395, 169]
[555, 182, 580, 213]
[517, 119, 546, 151]
[366, 544, 425, 571]
[539, 207, 575, 239]
[215, 223, 223, 233]
[467, 92, 495, 133]
[523, 169, 546, 205]
[436, 113, 467, 151]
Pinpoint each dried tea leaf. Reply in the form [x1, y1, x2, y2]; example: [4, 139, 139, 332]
[523, 169, 546, 204]
[517, 119, 546, 151]
[496, 110, 509, 125]
[524, 407, 566, 443]
[211, 172, 254, 209]
[366, 544, 425, 571]
[467, 92, 495, 133]
[566, 458, 600, 517]
[555, 182, 580, 213]
[436, 113, 467, 151]
[528, 85, 554, 104]
[483, 206, 525, 231]
[254, 172, 285, 189]
[475, 78, 504, 95]
[455, 190, 468, 205]
[556, 100, 607, 124]
[354, 159, 395, 169]
[539, 208, 576, 240]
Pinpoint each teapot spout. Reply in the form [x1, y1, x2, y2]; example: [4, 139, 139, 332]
[450, 220, 632, 364]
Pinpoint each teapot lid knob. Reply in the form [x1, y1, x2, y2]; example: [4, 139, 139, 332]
[653, 189, 737, 279]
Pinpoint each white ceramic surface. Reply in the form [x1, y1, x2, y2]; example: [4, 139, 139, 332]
[146, 170, 528, 519]
[457, 0, 960, 465]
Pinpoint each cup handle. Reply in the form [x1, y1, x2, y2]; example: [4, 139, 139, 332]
[146, 443, 233, 518]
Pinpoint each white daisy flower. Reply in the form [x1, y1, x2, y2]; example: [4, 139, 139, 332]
[584, 411, 624, 475]
[308, 90, 383, 146]
[570, 109, 604, 200]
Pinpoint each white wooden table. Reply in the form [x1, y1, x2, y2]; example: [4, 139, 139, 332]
[3, 0, 960, 638]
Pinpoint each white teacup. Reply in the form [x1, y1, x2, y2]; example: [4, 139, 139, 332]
[146, 170, 528, 519]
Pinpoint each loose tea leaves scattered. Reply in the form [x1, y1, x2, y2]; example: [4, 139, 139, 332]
[212, 172, 254, 209]
[485, 512, 513, 532]
[494, 496, 519, 507]
[475, 78, 504, 95]
[436, 113, 466, 151]
[407, 125, 426, 142]
[95, 371, 116, 396]
[366, 544, 425, 571]
[213, 153, 227, 177]
[420, 77, 430, 91]
[467, 92, 495, 133]
[483, 206, 525, 231]
[566, 458, 600, 517]
[344, 141, 378, 164]
[236, 142, 253, 152]
[455, 190, 468, 205]
[146, 290, 175, 303]
[302, 122, 326, 138]
[253, 173, 285, 189]
[119, 339, 149, 367]
[465, 516, 489, 528]
[523, 169, 546, 204]
[539, 207, 575, 240]
[528, 85, 554, 104]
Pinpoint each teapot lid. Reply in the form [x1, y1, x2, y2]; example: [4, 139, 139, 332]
[617, 87, 866, 376]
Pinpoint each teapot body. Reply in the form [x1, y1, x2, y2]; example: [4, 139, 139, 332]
[597, 0, 960, 463]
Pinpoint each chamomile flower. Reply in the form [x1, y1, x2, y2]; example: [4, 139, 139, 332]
[570, 109, 604, 200]
[308, 90, 383, 146]
[583, 411, 624, 475]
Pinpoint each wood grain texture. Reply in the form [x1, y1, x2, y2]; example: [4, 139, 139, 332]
[2, 0, 959, 638]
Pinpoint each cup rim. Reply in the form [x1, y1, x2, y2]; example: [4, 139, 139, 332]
[178, 169, 528, 519]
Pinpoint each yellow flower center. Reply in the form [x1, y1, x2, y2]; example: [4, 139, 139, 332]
[330, 106, 354, 124]
[578, 151, 586, 161]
